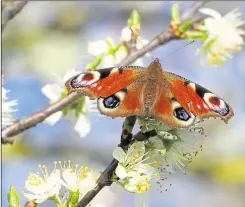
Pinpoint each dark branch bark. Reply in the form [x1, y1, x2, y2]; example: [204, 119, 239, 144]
[1, 1, 28, 32]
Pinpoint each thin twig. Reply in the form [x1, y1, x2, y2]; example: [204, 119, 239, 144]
[1, 1, 28, 32]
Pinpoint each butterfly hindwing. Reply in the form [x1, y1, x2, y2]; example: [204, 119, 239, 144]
[152, 80, 196, 128]
[97, 79, 145, 118]
[164, 71, 234, 123]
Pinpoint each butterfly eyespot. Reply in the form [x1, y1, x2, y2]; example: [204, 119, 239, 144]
[174, 107, 191, 121]
[203, 93, 230, 116]
[103, 95, 120, 108]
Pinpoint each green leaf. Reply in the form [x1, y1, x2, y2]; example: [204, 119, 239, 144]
[127, 9, 140, 29]
[85, 54, 104, 70]
[170, 4, 180, 25]
[7, 186, 20, 207]
[185, 30, 207, 40]
[105, 39, 114, 55]
[61, 88, 87, 117]
[178, 20, 192, 33]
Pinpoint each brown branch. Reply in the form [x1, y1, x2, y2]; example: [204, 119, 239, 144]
[1, 2, 204, 144]
[1, 1, 28, 32]
[1, 92, 81, 143]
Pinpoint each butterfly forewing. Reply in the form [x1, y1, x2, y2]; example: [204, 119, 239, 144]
[163, 71, 234, 123]
[65, 66, 145, 99]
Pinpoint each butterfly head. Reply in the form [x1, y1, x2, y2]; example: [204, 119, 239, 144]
[147, 58, 163, 80]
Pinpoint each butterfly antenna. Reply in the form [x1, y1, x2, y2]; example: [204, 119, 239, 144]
[129, 28, 155, 62]
[159, 40, 195, 62]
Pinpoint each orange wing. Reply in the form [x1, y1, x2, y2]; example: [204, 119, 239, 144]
[152, 81, 196, 128]
[164, 71, 234, 123]
[97, 78, 145, 118]
[66, 66, 145, 99]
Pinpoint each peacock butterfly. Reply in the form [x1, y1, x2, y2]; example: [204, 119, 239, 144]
[65, 58, 234, 128]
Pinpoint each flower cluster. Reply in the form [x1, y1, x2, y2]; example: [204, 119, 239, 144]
[113, 117, 205, 193]
[113, 142, 159, 193]
[23, 161, 101, 207]
[2, 79, 18, 127]
[198, 8, 245, 66]
[170, 4, 245, 66]
[41, 69, 99, 138]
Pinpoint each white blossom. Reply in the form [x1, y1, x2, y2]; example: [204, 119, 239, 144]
[199, 8, 245, 65]
[138, 117, 204, 173]
[59, 161, 98, 202]
[88, 40, 108, 56]
[113, 142, 158, 180]
[2, 83, 18, 127]
[23, 161, 103, 206]
[124, 174, 151, 193]
[24, 165, 62, 204]
[41, 69, 98, 138]
[113, 142, 160, 193]
[121, 27, 132, 42]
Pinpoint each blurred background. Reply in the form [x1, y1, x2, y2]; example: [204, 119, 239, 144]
[2, 1, 245, 207]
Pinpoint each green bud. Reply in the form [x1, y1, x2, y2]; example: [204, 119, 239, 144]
[170, 4, 180, 25]
[7, 186, 20, 207]
[185, 30, 207, 40]
[105, 39, 115, 55]
[85, 54, 104, 70]
[178, 20, 192, 33]
[127, 9, 140, 29]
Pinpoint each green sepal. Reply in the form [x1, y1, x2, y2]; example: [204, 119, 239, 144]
[170, 4, 180, 25]
[178, 20, 192, 33]
[7, 185, 20, 207]
[105, 39, 115, 55]
[185, 30, 207, 40]
[127, 9, 140, 29]
[67, 190, 79, 207]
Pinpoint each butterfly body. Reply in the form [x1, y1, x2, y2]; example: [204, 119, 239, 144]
[66, 59, 234, 128]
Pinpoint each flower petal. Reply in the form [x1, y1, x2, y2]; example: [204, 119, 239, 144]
[115, 163, 128, 179]
[44, 111, 62, 125]
[88, 40, 108, 56]
[113, 147, 126, 163]
[121, 27, 132, 42]
[199, 8, 222, 18]
[62, 169, 78, 191]
[41, 84, 62, 102]
[126, 142, 145, 165]
[74, 114, 91, 138]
